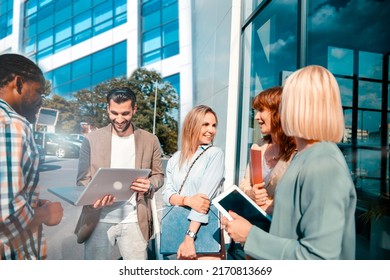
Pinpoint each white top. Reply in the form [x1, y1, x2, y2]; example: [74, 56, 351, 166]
[100, 134, 137, 223]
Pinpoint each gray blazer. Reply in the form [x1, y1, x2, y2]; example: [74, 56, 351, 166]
[77, 124, 164, 240]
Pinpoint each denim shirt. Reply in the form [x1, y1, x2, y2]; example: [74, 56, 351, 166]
[162, 145, 225, 223]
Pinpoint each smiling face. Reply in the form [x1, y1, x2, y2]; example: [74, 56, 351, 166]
[107, 99, 136, 136]
[197, 112, 217, 146]
[255, 108, 272, 135]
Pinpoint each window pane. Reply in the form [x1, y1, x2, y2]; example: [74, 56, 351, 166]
[74, 29, 92, 44]
[55, 83, 72, 99]
[37, 5, 53, 32]
[115, 13, 127, 26]
[25, 14, 37, 37]
[25, 37, 36, 54]
[162, 0, 176, 6]
[93, 48, 112, 72]
[356, 149, 382, 196]
[164, 73, 180, 94]
[54, 38, 71, 52]
[358, 110, 381, 147]
[72, 76, 91, 92]
[74, 11, 92, 34]
[54, 2, 71, 25]
[72, 56, 91, 80]
[359, 51, 383, 80]
[143, 28, 161, 53]
[337, 78, 353, 107]
[73, 0, 92, 14]
[162, 1, 177, 24]
[55, 21, 71, 43]
[92, 68, 112, 86]
[114, 62, 127, 77]
[358, 81, 382, 110]
[39, 0, 51, 8]
[114, 41, 126, 65]
[26, 0, 38, 16]
[93, 1, 113, 26]
[143, 10, 161, 31]
[36, 46, 52, 61]
[328, 47, 353, 76]
[143, 49, 161, 65]
[37, 30, 53, 51]
[115, 0, 127, 15]
[162, 20, 178, 46]
[94, 19, 113, 35]
[342, 108, 353, 144]
[163, 42, 179, 59]
[142, 0, 160, 16]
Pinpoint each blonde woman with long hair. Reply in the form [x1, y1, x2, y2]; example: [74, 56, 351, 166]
[162, 105, 225, 259]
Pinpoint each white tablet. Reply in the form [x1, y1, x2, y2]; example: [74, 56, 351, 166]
[212, 185, 272, 231]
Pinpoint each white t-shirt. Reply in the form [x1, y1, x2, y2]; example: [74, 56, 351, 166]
[100, 133, 138, 223]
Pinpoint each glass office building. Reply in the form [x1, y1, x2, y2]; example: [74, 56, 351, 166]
[237, 0, 390, 259]
[0, 0, 183, 110]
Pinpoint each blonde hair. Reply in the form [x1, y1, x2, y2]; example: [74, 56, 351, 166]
[180, 105, 218, 167]
[280, 65, 344, 142]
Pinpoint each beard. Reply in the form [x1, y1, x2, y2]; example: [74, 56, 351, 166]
[22, 106, 39, 124]
[111, 119, 131, 134]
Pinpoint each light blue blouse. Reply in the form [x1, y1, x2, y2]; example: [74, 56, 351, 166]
[162, 145, 225, 224]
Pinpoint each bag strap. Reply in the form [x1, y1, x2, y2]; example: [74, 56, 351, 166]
[178, 145, 212, 194]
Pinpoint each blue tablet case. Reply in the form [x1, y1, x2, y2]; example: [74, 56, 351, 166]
[160, 205, 221, 255]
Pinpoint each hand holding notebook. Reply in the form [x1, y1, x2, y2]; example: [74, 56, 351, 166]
[250, 148, 262, 185]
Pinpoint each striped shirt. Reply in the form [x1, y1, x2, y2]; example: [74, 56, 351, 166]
[0, 99, 46, 260]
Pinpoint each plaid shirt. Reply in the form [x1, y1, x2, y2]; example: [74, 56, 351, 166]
[0, 99, 46, 259]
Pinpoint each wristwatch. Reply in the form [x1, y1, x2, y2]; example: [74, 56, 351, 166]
[185, 230, 197, 239]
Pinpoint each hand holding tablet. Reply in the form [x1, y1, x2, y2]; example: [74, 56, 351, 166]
[212, 185, 271, 231]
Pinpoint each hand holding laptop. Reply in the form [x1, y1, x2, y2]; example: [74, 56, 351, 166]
[130, 177, 152, 195]
[90, 194, 116, 209]
[48, 168, 151, 206]
[91, 176, 150, 209]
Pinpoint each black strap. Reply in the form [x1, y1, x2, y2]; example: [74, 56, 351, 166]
[178, 145, 212, 194]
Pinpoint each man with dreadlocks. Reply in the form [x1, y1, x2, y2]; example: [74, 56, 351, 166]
[0, 53, 63, 260]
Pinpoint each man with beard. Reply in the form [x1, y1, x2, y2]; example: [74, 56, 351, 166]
[0, 53, 63, 259]
[76, 87, 164, 260]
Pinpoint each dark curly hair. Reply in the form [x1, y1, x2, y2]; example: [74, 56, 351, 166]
[0, 53, 44, 88]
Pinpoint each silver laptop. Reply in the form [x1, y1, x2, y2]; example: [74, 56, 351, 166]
[48, 168, 151, 206]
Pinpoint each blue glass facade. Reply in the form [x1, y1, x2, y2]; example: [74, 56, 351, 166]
[164, 72, 180, 95]
[0, 0, 13, 39]
[240, 0, 390, 259]
[45, 41, 127, 99]
[141, 0, 179, 65]
[241, 0, 390, 199]
[23, 0, 127, 62]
